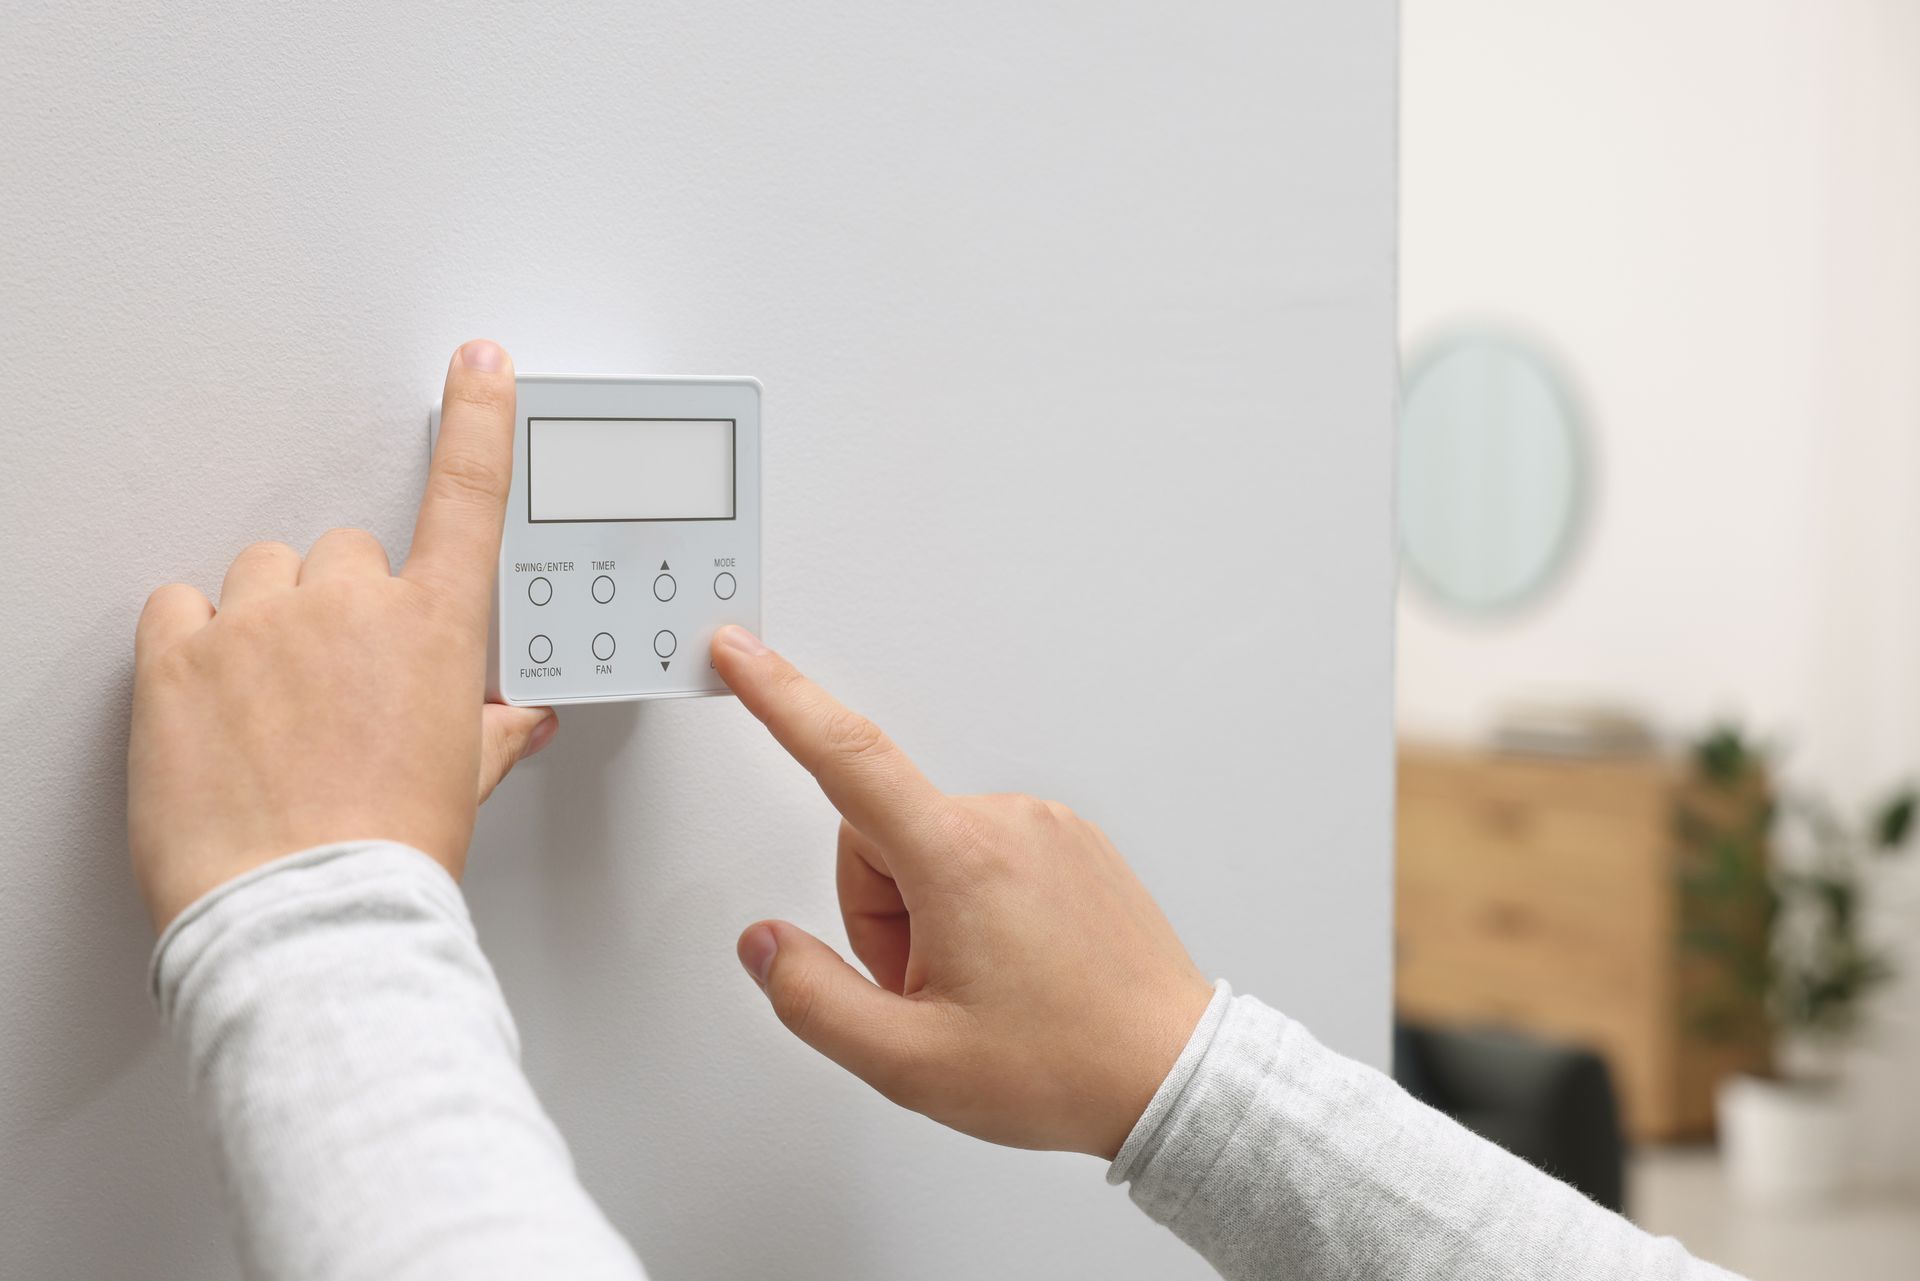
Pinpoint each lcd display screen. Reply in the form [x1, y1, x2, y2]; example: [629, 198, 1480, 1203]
[527, 418, 735, 522]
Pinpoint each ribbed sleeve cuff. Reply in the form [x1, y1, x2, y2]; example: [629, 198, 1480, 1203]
[1106, 980, 1299, 1228]
[1108, 979, 1233, 1187]
[149, 841, 467, 1015]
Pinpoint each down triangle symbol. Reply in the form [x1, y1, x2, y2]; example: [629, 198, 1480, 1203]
[660, 660, 671, 671]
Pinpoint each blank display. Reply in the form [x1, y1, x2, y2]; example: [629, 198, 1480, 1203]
[528, 418, 734, 521]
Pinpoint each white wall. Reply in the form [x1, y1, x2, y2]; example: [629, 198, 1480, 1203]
[1401, 0, 1920, 1184]
[0, 3, 1397, 1275]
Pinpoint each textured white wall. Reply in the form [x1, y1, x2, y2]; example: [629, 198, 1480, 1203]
[0, 3, 1396, 1275]
[1400, 0, 1920, 1185]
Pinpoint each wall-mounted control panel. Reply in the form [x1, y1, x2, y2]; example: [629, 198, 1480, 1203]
[431, 374, 761, 706]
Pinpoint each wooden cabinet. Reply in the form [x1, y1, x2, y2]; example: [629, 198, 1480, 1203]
[1396, 743, 1768, 1141]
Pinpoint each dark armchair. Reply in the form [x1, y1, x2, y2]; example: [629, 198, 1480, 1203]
[1394, 1021, 1627, 1214]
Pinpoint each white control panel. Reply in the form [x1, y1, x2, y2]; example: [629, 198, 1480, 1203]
[431, 374, 761, 706]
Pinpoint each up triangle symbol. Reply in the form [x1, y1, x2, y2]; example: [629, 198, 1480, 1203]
[660, 560, 670, 571]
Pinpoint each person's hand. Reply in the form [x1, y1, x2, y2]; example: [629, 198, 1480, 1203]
[127, 340, 556, 932]
[712, 626, 1214, 1160]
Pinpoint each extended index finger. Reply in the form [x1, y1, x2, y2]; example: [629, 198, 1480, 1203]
[712, 626, 957, 861]
[405, 339, 516, 612]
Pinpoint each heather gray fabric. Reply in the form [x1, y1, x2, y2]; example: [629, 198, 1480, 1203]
[1109, 981, 1740, 1281]
[154, 842, 1742, 1281]
[152, 842, 646, 1280]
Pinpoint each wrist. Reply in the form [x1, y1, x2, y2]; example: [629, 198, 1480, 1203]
[1091, 973, 1216, 1159]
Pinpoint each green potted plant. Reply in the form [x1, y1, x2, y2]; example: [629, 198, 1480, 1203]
[1678, 725, 1914, 1205]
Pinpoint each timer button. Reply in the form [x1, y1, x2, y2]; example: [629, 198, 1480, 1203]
[592, 632, 616, 662]
[653, 629, 677, 659]
[713, 572, 737, 600]
[527, 576, 552, 606]
[653, 573, 676, 602]
[528, 634, 553, 664]
[591, 575, 615, 604]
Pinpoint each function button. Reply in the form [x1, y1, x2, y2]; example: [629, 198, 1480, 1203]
[653, 573, 676, 602]
[653, 629, 677, 659]
[528, 634, 553, 664]
[527, 576, 553, 606]
[591, 575, 616, 604]
[713, 571, 737, 600]
[592, 632, 616, 661]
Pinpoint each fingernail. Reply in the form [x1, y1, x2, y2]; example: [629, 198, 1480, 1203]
[715, 624, 768, 657]
[525, 710, 559, 758]
[460, 339, 506, 371]
[738, 924, 778, 988]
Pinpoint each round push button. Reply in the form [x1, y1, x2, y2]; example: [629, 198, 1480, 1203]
[653, 629, 677, 659]
[527, 576, 552, 606]
[653, 573, 676, 602]
[713, 572, 737, 600]
[592, 632, 615, 661]
[528, 634, 553, 664]
[591, 575, 615, 604]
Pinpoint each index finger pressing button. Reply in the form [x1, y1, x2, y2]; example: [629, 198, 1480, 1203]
[714, 636, 955, 862]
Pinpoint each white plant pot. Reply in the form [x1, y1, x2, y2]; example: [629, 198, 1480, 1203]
[1716, 1074, 1851, 1207]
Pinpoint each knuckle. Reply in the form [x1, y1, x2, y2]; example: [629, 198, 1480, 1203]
[481, 721, 516, 774]
[821, 708, 889, 763]
[933, 805, 995, 865]
[975, 792, 1043, 820]
[872, 1039, 931, 1107]
[237, 539, 296, 564]
[316, 526, 384, 554]
[937, 811, 1022, 886]
[962, 792, 1056, 831]
[773, 970, 824, 1040]
[430, 447, 510, 507]
[141, 581, 194, 616]
[769, 660, 810, 697]
[1016, 794, 1055, 823]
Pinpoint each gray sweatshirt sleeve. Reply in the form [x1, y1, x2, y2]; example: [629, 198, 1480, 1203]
[1109, 981, 1742, 1281]
[151, 841, 645, 1281]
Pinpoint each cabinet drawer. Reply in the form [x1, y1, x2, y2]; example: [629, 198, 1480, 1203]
[1395, 889, 1662, 1017]
[1401, 773, 1666, 881]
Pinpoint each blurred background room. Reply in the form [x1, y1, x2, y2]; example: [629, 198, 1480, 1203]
[1394, 1, 1920, 1275]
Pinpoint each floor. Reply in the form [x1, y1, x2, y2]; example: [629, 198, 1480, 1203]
[1629, 1147, 1920, 1279]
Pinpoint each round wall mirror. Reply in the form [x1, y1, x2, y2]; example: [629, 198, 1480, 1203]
[1398, 334, 1587, 614]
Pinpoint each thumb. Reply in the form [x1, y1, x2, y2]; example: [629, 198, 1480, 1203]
[738, 920, 942, 1104]
[478, 704, 558, 803]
